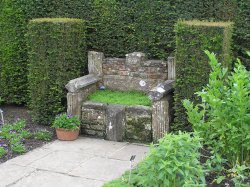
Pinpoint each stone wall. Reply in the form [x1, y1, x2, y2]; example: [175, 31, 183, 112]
[81, 101, 153, 143]
[91, 52, 168, 92]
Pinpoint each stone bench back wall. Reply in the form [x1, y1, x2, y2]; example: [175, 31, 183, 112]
[89, 51, 168, 92]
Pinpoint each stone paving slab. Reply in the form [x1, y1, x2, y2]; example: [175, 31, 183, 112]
[29, 150, 93, 173]
[11, 170, 103, 187]
[5, 147, 53, 167]
[108, 144, 149, 164]
[69, 157, 130, 181]
[0, 137, 149, 187]
[0, 163, 35, 187]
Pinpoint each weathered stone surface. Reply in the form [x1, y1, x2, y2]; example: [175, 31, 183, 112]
[148, 80, 175, 101]
[0, 163, 35, 186]
[88, 51, 104, 76]
[141, 60, 167, 68]
[67, 92, 84, 117]
[82, 101, 107, 110]
[82, 102, 106, 138]
[106, 105, 125, 142]
[69, 157, 130, 181]
[103, 75, 163, 92]
[152, 96, 172, 142]
[12, 170, 104, 187]
[109, 144, 149, 164]
[67, 84, 97, 117]
[65, 74, 100, 93]
[125, 106, 152, 142]
[81, 128, 105, 138]
[168, 57, 176, 80]
[29, 151, 93, 173]
[125, 52, 146, 66]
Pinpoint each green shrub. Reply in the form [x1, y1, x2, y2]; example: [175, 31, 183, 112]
[89, 0, 176, 58]
[233, 0, 250, 70]
[0, 147, 7, 158]
[0, 120, 28, 154]
[0, 0, 28, 104]
[52, 114, 80, 130]
[27, 18, 86, 124]
[173, 20, 233, 131]
[137, 132, 205, 186]
[34, 130, 52, 141]
[0, 0, 249, 106]
[183, 51, 250, 167]
[104, 132, 205, 187]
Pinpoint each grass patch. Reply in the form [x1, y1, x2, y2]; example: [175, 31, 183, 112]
[88, 90, 151, 106]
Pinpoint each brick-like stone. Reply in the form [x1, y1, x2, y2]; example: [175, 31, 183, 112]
[82, 101, 107, 137]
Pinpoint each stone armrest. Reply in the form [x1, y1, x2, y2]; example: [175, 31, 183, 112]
[148, 80, 174, 101]
[65, 74, 101, 93]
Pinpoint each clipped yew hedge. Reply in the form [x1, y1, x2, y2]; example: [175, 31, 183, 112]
[0, 0, 28, 104]
[173, 21, 233, 131]
[27, 18, 86, 124]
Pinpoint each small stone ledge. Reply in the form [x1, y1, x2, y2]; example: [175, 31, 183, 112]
[148, 80, 175, 101]
[125, 105, 152, 115]
[82, 101, 107, 110]
[65, 74, 101, 93]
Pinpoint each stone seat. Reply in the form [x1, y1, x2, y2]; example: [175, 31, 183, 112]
[65, 51, 175, 142]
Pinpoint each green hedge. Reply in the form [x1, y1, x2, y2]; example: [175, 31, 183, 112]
[27, 18, 86, 124]
[89, 0, 176, 58]
[233, 0, 250, 70]
[0, 0, 249, 108]
[0, 0, 28, 104]
[173, 21, 233, 131]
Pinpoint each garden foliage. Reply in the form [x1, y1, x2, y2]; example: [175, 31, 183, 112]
[137, 132, 205, 186]
[0, 0, 249, 131]
[174, 21, 233, 131]
[0, 120, 52, 158]
[104, 132, 205, 187]
[27, 18, 86, 124]
[183, 51, 250, 168]
[52, 114, 80, 130]
[0, 0, 28, 104]
[88, 90, 151, 106]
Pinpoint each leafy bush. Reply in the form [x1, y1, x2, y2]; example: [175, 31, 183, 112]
[137, 132, 205, 186]
[183, 51, 250, 168]
[104, 132, 205, 187]
[52, 114, 80, 130]
[0, 147, 7, 158]
[34, 130, 52, 141]
[174, 20, 233, 131]
[0, 120, 29, 154]
[27, 18, 86, 124]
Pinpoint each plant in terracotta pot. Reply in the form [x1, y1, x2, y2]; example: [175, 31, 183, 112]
[52, 114, 80, 141]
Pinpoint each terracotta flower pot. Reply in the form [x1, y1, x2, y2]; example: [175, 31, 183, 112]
[55, 127, 80, 141]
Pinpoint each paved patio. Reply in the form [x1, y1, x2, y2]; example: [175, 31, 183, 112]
[0, 137, 149, 187]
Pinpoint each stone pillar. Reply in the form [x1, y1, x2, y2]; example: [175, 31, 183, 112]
[168, 57, 176, 80]
[125, 52, 146, 66]
[152, 97, 170, 142]
[88, 51, 104, 76]
[106, 105, 125, 142]
[67, 92, 84, 118]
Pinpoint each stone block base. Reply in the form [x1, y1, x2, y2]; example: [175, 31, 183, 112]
[81, 101, 152, 143]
